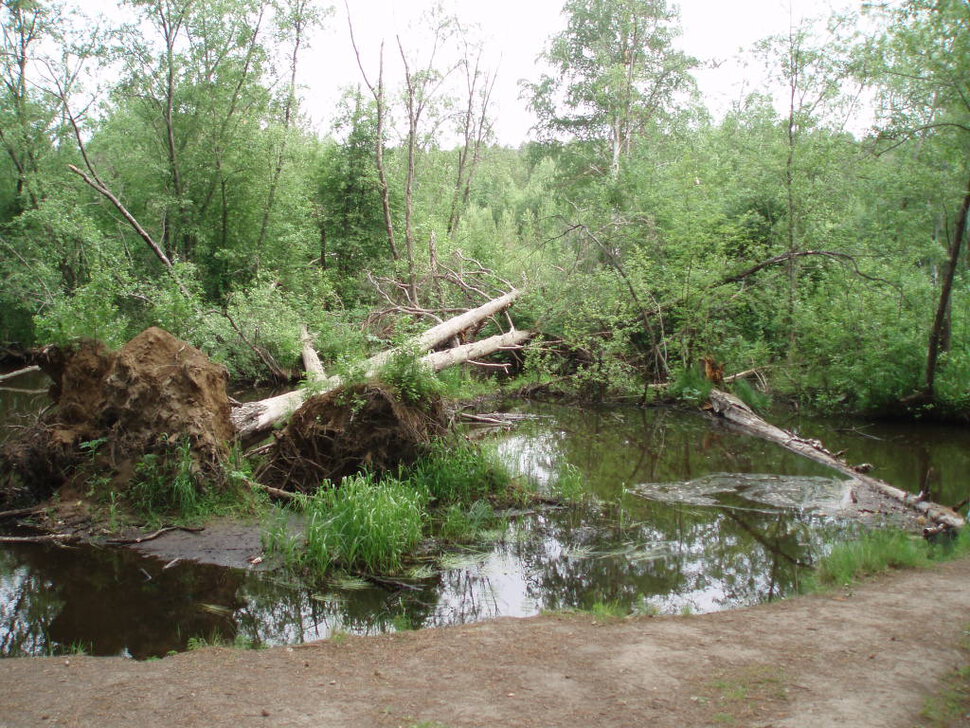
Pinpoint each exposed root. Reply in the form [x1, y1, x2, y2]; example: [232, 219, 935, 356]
[256, 382, 447, 493]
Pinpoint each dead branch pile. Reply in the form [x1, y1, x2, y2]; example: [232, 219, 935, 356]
[255, 382, 447, 492]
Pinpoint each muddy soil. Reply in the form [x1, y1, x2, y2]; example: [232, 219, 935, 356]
[1, 558, 968, 728]
[258, 382, 448, 491]
[1, 327, 233, 507]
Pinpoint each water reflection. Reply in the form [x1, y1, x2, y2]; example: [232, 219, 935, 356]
[1, 401, 966, 658]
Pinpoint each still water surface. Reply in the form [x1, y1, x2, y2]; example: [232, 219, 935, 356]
[2, 381, 968, 659]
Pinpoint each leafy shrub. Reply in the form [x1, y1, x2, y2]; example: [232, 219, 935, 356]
[379, 348, 442, 404]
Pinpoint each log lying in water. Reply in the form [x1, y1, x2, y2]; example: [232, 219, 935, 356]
[232, 290, 528, 440]
[708, 388, 965, 531]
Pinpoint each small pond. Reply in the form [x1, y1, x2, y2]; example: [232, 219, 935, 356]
[2, 377, 969, 659]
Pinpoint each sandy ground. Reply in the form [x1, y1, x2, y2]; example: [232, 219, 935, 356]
[1, 558, 968, 728]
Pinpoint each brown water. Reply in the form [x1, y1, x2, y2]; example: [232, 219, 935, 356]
[2, 379, 968, 659]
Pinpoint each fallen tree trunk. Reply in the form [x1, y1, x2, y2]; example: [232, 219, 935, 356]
[0, 365, 41, 383]
[300, 326, 326, 381]
[422, 330, 531, 372]
[232, 290, 528, 440]
[709, 389, 964, 530]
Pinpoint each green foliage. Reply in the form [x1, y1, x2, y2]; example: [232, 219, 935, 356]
[379, 349, 442, 405]
[186, 632, 260, 651]
[298, 473, 426, 574]
[731, 379, 772, 412]
[34, 267, 133, 348]
[811, 529, 931, 587]
[551, 463, 587, 503]
[121, 438, 259, 525]
[128, 438, 205, 521]
[404, 440, 509, 505]
[262, 440, 515, 576]
[438, 500, 497, 543]
[525, 0, 697, 175]
[668, 365, 713, 404]
[589, 599, 628, 619]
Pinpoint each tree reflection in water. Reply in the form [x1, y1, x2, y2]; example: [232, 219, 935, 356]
[3, 402, 957, 657]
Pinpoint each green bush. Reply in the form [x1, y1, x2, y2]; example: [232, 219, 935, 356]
[379, 348, 442, 404]
[300, 473, 426, 574]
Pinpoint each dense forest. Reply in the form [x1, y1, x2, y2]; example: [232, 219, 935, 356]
[1, 0, 968, 418]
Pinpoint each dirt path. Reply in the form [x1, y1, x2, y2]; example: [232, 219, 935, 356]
[2, 559, 969, 728]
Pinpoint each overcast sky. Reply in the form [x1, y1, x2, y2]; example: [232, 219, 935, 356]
[300, 0, 865, 144]
[76, 0, 868, 144]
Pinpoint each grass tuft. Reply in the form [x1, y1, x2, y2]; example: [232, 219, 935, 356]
[404, 440, 510, 505]
[811, 528, 932, 588]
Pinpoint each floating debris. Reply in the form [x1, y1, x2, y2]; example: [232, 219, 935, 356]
[630, 473, 852, 515]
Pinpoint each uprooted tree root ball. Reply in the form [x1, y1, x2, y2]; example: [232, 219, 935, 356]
[256, 383, 448, 493]
[0, 327, 234, 508]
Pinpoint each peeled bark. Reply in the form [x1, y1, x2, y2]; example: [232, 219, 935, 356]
[709, 389, 964, 530]
[421, 330, 531, 371]
[232, 290, 526, 439]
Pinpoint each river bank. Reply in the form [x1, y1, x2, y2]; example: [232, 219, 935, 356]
[1, 557, 967, 727]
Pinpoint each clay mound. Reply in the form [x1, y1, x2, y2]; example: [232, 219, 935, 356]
[1, 327, 233, 504]
[258, 383, 447, 492]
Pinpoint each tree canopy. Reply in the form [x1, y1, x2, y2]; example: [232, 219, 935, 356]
[0, 0, 968, 417]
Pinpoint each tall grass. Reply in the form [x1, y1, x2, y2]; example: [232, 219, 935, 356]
[813, 529, 930, 587]
[263, 441, 517, 576]
[129, 438, 203, 520]
[405, 440, 509, 504]
[438, 499, 497, 543]
[810, 527, 970, 590]
[300, 473, 426, 574]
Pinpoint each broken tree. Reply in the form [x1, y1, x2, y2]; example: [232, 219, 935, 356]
[232, 288, 528, 440]
[708, 389, 965, 531]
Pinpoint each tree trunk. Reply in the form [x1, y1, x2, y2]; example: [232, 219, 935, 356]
[300, 325, 325, 380]
[232, 289, 526, 439]
[924, 172, 970, 396]
[709, 389, 964, 530]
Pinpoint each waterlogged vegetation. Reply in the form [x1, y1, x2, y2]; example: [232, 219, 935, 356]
[3, 401, 968, 659]
[262, 441, 530, 577]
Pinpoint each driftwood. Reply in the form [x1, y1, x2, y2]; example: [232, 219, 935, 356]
[709, 389, 965, 530]
[0, 533, 80, 545]
[0, 506, 44, 520]
[107, 525, 204, 545]
[232, 289, 528, 439]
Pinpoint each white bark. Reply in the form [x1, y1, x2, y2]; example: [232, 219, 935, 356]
[300, 325, 326, 381]
[422, 330, 531, 371]
[232, 290, 526, 439]
[709, 389, 964, 530]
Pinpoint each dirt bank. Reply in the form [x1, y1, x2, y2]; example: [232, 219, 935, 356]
[2, 558, 968, 727]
